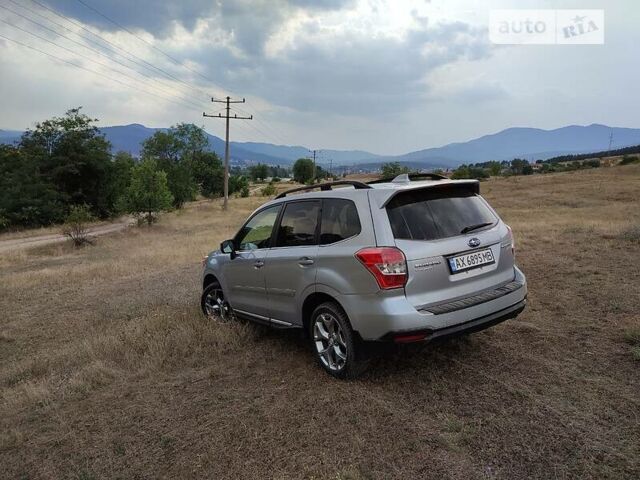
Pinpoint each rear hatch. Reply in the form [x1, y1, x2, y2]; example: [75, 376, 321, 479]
[385, 184, 516, 310]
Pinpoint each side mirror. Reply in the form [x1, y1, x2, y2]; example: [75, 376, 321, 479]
[221, 239, 237, 259]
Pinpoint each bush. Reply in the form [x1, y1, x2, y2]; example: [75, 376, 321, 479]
[620, 226, 640, 244]
[272, 177, 281, 183]
[261, 183, 277, 197]
[620, 155, 639, 165]
[0, 211, 8, 231]
[624, 327, 640, 345]
[240, 185, 250, 198]
[229, 175, 249, 196]
[583, 159, 601, 168]
[624, 327, 640, 361]
[62, 204, 94, 247]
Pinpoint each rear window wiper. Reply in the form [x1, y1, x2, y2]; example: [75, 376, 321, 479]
[460, 222, 493, 234]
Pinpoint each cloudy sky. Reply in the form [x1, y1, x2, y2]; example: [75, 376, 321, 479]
[0, 0, 638, 154]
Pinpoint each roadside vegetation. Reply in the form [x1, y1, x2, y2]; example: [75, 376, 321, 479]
[1, 165, 638, 478]
[0, 108, 257, 232]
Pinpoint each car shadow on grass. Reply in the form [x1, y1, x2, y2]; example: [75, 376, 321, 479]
[231, 316, 485, 382]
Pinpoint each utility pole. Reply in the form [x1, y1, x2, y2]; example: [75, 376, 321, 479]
[608, 131, 614, 157]
[203, 97, 252, 210]
[310, 149, 320, 183]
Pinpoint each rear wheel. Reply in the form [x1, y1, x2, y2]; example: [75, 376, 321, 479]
[201, 283, 232, 321]
[310, 302, 368, 379]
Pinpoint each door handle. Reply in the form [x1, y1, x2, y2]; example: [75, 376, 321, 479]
[298, 257, 314, 266]
[253, 260, 265, 269]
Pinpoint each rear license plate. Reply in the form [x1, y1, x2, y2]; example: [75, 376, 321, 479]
[448, 248, 495, 273]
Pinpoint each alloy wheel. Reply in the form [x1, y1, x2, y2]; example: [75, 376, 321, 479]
[203, 287, 231, 320]
[313, 312, 348, 371]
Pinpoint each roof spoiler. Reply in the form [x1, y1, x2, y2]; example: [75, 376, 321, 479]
[367, 172, 448, 185]
[376, 179, 480, 208]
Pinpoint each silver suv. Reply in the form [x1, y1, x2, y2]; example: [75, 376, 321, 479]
[201, 173, 527, 378]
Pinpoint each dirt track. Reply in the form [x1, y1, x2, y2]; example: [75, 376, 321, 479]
[0, 221, 131, 253]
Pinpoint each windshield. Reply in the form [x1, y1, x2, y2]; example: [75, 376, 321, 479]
[386, 187, 496, 241]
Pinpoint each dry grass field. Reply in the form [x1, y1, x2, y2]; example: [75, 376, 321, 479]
[1, 166, 639, 479]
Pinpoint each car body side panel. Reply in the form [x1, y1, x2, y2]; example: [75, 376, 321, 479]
[265, 245, 319, 325]
[220, 249, 270, 317]
[315, 195, 380, 296]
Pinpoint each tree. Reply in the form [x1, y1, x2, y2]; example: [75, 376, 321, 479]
[19, 107, 114, 217]
[172, 123, 209, 164]
[141, 123, 210, 207]
[314, 165, 330, 181]
[122, 159, 173, 225]
[381, 162, 409, 178]
[249, 163, 269, 182]
[106, 151, 135, 214]
[486, 161, 502, 177]
[270, 165, 288, 178]
[293, 158, 315, 184]
[451, 164, 488, 180]
[451, 164, 470, 179]
[190, 151, 224, 198]
[510, 158, 528, 175]
[0, 144, 65, 228]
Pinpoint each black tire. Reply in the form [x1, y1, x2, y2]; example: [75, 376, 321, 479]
[200, 282, 232, 320]
[309, 302, 369, 379]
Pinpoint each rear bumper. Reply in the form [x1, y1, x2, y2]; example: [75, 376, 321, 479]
[381, 298, 526, 343]
[341, 266, 527, 341]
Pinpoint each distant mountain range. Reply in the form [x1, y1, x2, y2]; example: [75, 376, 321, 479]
[2, 123, 640, 169]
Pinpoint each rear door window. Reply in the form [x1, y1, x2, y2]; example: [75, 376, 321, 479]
[320, 199, 361, 245]
[275, 201, 321, 247]
[387, 187, 496, 241]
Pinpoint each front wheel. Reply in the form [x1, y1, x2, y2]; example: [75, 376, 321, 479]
[201, 283, 232, 321]
[310, 302, 369, 379]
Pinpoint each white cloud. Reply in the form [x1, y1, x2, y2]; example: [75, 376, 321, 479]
[0, 0, 639, 154]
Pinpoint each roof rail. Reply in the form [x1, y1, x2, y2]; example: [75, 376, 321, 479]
[274, 180, 372, 199]
[367, 172, 448, 184]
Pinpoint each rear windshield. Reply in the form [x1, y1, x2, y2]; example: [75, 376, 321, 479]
[386, 187, 496, 241]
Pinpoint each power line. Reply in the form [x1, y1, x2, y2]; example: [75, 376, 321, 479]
[74, 0, 218, 87]
[8, 0, 293, 150]
[231, 103, 292, 146]
[0, 3, 181, 95]
[203, 97, 252, 210]
[229, 106, 285, 145]
[0, 32, 204, 112]
[0, 18, 206, 111]
[21, 0, 214, 103]
[55, 0, 295, 149]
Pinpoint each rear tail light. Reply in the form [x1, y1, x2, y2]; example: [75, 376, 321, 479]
[506, 225, 515, 257]
[355, 247, 407, 289]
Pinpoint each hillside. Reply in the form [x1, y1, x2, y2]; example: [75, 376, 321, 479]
[3, 123, 640, 168]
